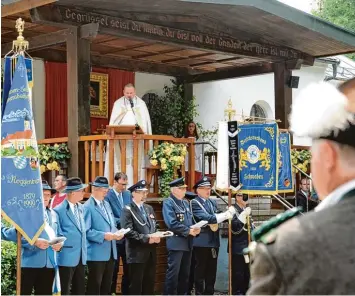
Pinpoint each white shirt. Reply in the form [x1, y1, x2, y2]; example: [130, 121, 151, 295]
[67, 200, 78, 216]
[315, 179, 355, 212]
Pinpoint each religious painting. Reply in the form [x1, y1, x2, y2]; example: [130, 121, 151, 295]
[90, 72, 108, 118]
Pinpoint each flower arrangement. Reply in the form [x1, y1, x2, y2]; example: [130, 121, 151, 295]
[291, 149, 311, 173]
[38, 143, 71, 174]
[149, 142, 187, 197]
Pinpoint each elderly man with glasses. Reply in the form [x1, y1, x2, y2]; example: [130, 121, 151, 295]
[105, 172, 132, 294]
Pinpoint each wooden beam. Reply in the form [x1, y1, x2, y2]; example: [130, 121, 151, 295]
[2, 0, 57, 17]
[66, 27, 91, 177]
[28, 48, 200, 76]
[184, 63, 274, 84]
[1, 29, 68, 55]
[80, 22, 99, 40]
[30, 5, 312, 62]
[274, 63, 292, 130]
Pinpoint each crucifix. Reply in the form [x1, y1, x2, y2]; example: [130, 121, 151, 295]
[224, 98, 236, 121]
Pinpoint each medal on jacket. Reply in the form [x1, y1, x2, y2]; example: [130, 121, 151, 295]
[177, 213, 185, 222]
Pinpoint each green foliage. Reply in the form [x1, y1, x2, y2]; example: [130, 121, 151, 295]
[1, 240, 17, 295]
[312, 0, 355, 60]
[148, 142, 187, 197]
[145, 80, 199, 137]
[38, 143, 71, 173]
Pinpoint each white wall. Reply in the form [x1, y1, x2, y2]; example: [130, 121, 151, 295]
[194, 63, 328, 146]
[134, 72, 174, 97]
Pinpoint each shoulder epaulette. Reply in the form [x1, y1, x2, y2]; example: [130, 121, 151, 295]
[251, 207, 302, 242]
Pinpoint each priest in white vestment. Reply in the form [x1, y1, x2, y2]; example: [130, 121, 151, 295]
[104, 84, 152, 186]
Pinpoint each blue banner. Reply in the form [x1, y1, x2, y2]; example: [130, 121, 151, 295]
[2, 56, 33, 120]
[278, 132, 294, 193]
[238, 123, 278, 194]
[1, 55, 44, 245]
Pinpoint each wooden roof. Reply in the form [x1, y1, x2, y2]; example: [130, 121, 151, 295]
[2, 0, 355, 79]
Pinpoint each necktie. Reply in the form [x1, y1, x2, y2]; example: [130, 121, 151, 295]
[140, 206, 148, 223]
[100, 202, 110, 223]
[118, 192, 124, 208]
[74, 204, 81, 230]
[44, 211, 49, 224]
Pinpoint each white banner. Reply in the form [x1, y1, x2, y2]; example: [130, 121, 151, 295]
[216, 121, 229, 191]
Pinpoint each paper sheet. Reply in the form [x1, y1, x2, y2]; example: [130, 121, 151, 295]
[48, 236, 67, 246]
[149, 231, 174, 238]
[115, 228, 131, 236]
[190, 220, 208, 228]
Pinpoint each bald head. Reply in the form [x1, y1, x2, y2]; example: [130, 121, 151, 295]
[123, 83, 136, 99]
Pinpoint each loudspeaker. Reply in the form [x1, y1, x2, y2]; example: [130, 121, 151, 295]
[288, 76, 300, 88]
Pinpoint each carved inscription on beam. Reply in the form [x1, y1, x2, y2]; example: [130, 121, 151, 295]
[31, 6, 305, 61]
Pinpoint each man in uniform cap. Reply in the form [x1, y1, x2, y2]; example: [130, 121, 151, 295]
[84, 176, 124, 295]
[191, 176, 236, 295]
[247, 78, 355, 294]
[120, 180, 160, 295]
[162, 177, 201, 295]
[54, 177, 88, 295]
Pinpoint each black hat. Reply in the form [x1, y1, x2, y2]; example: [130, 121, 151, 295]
[169, 177, 187, 188]
[62, 177, 88, 193]
[42, 180, 56, 194]
[90, 176, 109, 188]
[193, 176, 212, 189]
[128, 180, 148, 192]
[185, 191, 197, 200]
[290, 81, 355, 148]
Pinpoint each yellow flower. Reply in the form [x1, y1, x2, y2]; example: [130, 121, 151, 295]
[54, 144, 59, 149]
[161, 163, 167, 170]
[170, 143, 174, 149]
[47, 163, 53, 170]
[40, 165, 46, 174]
[161, 158, 166, 164]
[165, 148, 172, 156]
[52, 161, 58, 166]
[153, 153, 157, 158]
[150, 159, 158, 166]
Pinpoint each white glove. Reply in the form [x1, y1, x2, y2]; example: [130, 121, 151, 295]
[215, 210, 233, 223]
[228, 206, 236, 215]
[237, 207, 251, 224]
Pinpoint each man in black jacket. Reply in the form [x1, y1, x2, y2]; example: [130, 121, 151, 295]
[230, 194, 254, 295]
[120, 180, 160, 295]
[296, 177, 318, 212]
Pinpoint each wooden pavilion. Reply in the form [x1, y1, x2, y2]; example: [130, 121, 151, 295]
[2, 0, 355, 293]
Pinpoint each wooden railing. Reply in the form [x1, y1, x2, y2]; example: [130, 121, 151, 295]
[38, 134, 196, 196]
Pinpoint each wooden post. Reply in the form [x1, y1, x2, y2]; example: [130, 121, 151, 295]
[16, 232, 22, 295]
[66, 27, 91, 177]
[228, 190, 232, 296]
[188, 140, 195, 191]
[274, 63, 292, 130]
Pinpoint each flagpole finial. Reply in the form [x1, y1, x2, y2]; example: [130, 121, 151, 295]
[225, 98, 236, 121]
[13, 18, 29, 53]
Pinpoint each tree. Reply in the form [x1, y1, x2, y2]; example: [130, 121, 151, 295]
[312, 0, 355, 60]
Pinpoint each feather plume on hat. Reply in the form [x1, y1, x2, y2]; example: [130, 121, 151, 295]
[289, 82, 355, 143]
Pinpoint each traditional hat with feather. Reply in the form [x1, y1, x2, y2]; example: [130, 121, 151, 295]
[289, 79, 355, 148]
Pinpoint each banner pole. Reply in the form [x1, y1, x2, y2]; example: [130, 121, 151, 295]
[16, 232, 22, 295]
[228, 189, 232, 295]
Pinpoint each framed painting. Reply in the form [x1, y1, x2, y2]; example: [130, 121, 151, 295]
[90, 72, 109, 118]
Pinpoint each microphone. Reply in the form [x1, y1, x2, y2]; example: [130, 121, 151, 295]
[127, 97, 139, 130]
[211, 189, 229, 206]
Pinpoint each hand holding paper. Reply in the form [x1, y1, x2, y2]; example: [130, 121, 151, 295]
[149, 231, 174, 238]
[191, 220, 208, 229]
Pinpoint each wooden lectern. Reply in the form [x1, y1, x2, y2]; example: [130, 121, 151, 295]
[106, 125, 145, 185]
